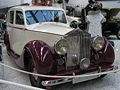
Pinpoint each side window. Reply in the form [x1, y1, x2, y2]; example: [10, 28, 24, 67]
[16, 11, 24, 25]
[10, 11, 14, 24]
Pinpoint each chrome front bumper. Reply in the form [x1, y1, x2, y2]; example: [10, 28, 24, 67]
[42, 66, 118, 86]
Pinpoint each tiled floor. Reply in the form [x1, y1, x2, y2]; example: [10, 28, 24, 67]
[0, 44, 31, 90]
[0, 37, 120, 90]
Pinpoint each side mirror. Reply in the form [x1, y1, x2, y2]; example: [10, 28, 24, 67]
[70, 21, 78, 29]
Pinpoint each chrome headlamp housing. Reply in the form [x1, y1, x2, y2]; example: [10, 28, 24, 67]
[54, 39, 69, 55]
[92, 37, 105, 51]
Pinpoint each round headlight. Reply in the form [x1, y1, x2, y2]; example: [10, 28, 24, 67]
[92, 37, 105, 51]
[80, 58, 90, 70]
[54, 39, 69, 55]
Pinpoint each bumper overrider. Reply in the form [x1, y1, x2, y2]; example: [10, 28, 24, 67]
[42, 65, 118, 86]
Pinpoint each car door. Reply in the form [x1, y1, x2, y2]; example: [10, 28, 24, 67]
[7, 10, 26, 55]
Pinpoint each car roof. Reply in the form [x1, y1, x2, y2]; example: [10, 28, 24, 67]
[8, 6, 64, 11]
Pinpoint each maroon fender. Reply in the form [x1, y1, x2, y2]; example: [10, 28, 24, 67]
[95, 39, 115, 65]
[100, 40, 115, 64]
[24, 40, 57, 75]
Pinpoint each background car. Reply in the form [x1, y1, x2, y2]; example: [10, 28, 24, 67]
[101, 8, 120, 39]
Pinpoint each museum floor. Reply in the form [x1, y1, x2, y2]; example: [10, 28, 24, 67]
[0, 36, 120, 90]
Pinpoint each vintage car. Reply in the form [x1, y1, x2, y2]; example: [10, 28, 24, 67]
[4, 6, 117, 89]
[101, 8, 120, 39]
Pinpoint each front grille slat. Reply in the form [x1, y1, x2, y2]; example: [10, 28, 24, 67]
[65, 31, 91, 69]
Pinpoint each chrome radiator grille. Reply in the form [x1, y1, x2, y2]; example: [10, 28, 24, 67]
[65, 31, 91, 68]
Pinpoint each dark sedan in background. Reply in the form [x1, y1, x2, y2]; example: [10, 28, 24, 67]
[102, 8, 120, 39]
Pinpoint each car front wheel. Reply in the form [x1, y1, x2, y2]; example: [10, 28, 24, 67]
[28, 58, 45, 88]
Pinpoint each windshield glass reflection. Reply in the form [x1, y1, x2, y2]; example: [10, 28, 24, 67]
[25, 10, 67, 25]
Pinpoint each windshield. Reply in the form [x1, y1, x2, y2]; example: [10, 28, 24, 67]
[25, 10, 67, 25]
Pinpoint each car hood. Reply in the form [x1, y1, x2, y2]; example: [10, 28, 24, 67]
[27, 23, 73, 36]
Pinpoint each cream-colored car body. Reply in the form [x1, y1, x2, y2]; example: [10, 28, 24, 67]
[7, 6, 73, 55]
